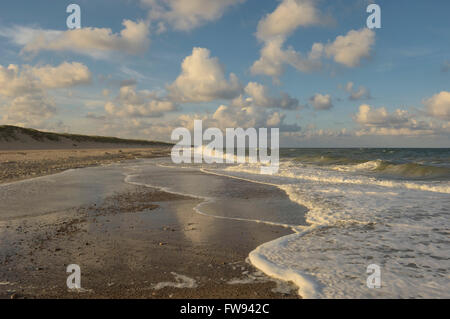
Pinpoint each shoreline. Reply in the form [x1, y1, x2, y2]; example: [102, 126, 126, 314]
[0, 154, 302, 299]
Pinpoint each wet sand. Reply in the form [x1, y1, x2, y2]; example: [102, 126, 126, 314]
[0, 159, 305, 299]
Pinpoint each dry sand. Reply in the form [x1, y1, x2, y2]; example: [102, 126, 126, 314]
[0, 148, 171, 184]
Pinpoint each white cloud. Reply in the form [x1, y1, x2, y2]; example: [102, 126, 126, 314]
[352, 104, 449, 136]
[0, 62, 92, 127]
[1, 92, 56, 128]
[324, 28, 375, 67]
[215, 102, 301, 131]
[309, 93, 333, 110]
[0, 64, 39, 97]
[344, 81, 371, 100]
[168, 47, 242, 102]
[423, 91, 450, 120]
[250, 38, 287, 78]
[0, 20, 150, 58]
[210, 104, 292, 130]
[256, 0, 324, 41]
[251, 0, 374, 80]
[354, 104, 409, 126]
[30, 62, 92, 88]
[243, 82, 300, 110]
[0, 62, 92, 95]
[251, 38, 323, 79]
[251, 0, 325, 80]
[143, 0, 244, 31]
[105, 85, 178, 118]
[213, 104, 258, 128]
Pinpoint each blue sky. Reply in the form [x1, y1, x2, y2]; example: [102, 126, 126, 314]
[0, 0, 449, 147]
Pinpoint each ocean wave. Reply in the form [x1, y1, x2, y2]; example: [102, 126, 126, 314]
[226, 163, 450, 194]
[286, 148, 450, 180]
[333, 159, 450, 179]
[292, 154, 365, 166]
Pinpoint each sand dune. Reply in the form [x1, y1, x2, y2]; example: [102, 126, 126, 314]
[0, 125, 172, 150]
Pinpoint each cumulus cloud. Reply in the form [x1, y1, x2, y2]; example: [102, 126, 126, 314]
[354, 104, 410, 127]
[251, 0, 326, 80]
[251, 38, 286, 78]
[30, 62, 92, 88]
[213, 104, 263, 128]
[352, 104, 448, 136]
[0, 62, 91, 95]
[105, 85, 178, 118]
[179, 103, 298, 132]
[0, 20, 150, 58]
[142, 0, 244, 31]
[0, 64, 40, 97]
[251, 38, 323, 79]
[251, 0, 374, 80]
[256, 0, 324, 41]
[168, 47, 242, 102]
[344, 81, 371, 100]
[216, 105, 300, 132]
[1, 92, 56, 128]
[309, 93, 333, 110]
[242, 82, 300, 110]
[0, 62, 92, 127]
[423, 91, 450, 120]
[324, 28, 375, 67]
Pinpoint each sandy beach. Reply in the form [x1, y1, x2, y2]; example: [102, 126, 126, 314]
[0, 151, 302, 299]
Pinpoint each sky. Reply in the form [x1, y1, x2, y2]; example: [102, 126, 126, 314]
[0, 0, 449, 147]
